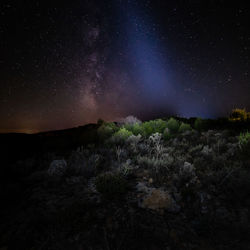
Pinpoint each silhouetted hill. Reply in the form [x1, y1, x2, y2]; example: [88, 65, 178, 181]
[0, 123, 99, 168]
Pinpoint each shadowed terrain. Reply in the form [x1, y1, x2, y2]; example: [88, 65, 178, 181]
[1, 115, 250, 250]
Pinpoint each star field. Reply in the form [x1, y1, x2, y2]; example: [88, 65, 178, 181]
[0, 0, 250, 133]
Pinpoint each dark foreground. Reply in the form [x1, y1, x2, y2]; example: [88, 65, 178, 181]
[0, 122, 250, 250]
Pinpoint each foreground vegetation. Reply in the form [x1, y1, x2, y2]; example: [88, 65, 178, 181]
[0, 111, 250, 249]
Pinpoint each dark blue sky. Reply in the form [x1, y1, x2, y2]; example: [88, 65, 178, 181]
[0, 0, 250, 132]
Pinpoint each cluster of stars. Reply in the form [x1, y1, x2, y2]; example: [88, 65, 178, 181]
[0, 0, 250, 132]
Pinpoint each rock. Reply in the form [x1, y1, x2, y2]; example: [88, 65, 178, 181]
[48, 159, 67, 177]
[141, 189, 171, 211]
[139, 188, 179, 213]
[148, 178, 153, 184]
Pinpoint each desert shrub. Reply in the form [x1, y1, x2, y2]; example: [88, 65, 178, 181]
[67, 150, 85, 175]
[110, 128, 133, 144]
[121, 116, 142, 135]
[132, 122, 144, 135]
[140, 119, 167, 137]
[238, 131, 250, 150]
[163, 127, 172, 141]
[126, 134, 142, 145]
[137, 156, 166, 169]
[166, 117, 180, 133]
[188, 144, 203, 156]
[152, 119, 168, 133]
[126, 134, 142, 152]
[140, 121, 154, 137]
[149, 132, 162, 146]
[194, 118, 205, 131]
[123, 122, 143, 135]
[97, 118, 105, 125]
[97, 122, 118, 140]
[95, 173, 128, 198]
[119, 159, 135, 177]
[149, 133, 164, 158]
[48, 159, 67, 177]
[229, 108, 248, 122]
[222, 169, 250, 204]
[179, 122, 192, 133]
[67, 149, 99, 177]
[121, 115, 141, 125]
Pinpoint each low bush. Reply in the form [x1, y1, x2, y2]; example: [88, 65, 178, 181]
[126, 134, 142, 152]
[152, 119, 168, 133]
[97, 122, 118, 140]
[123, 122, 143, 135]
[97, 118, 105, 126]
[137, 156, 162, 167]
[110, 128, 133, 144]
[141, 119, 167, 137]
[194, 118, 205, 131]
[166, 118, 180, 133]
[179, 122, 192, 133]
[121, 115, 141, 125]
[95, 173, 128, 198]
[238, 131, 250, 150]
[140, 121, 154, 137]
[163, 128, 172, 141]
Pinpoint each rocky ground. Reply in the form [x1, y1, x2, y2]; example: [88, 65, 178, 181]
[1, 129, 250, 250]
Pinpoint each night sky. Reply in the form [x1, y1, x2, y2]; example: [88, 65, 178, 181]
[1, 0, 250, 133]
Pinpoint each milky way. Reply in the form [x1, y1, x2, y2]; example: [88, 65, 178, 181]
[1, 0, 250, 132]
